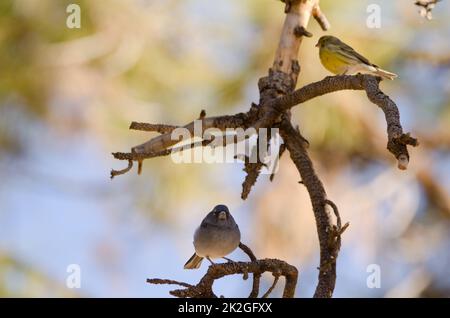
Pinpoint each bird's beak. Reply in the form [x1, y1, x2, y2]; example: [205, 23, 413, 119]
[218, 211, 227, 220]
[315, 42, 319, 47]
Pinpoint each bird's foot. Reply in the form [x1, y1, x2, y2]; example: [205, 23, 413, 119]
[206, 257, 216, 265]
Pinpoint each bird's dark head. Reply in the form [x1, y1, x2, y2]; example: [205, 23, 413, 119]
[212, 204, 230, 221]
[202, 204, 236, 227]
[315, 35, 340, 48]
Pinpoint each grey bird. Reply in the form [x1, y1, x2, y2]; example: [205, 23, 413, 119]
[184, 205, 241, 269]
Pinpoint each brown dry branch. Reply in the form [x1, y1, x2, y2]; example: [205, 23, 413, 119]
[129, 122, 179, 134]
[110, 159, 133, 179]
[130, 112, 253, 156]
[262, 274, 281, 298]
[238, 242, 261, 298]
[147, 243, 298, 298]
[279, 119, 347, 297]
[111, 0, 417, 297]
[147, 278, 193, 289]
[312, 2, 330, 30]
[112, 75, 418, 173]
[265, 74, 419, 169]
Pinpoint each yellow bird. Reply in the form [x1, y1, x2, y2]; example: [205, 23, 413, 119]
[315, 35, 397, 80]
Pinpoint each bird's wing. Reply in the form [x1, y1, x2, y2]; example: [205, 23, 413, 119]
[337, 41, 378, 67]
[200, 219, 209, 228]
[200, 220, 221, 229]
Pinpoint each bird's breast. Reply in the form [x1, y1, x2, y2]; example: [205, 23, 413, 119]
[319, 48, 349, 75]
[193, 225, 240, 258]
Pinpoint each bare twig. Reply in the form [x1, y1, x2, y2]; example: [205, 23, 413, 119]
[131, 112, 252, 156]
[265, 74, 418, 169]
[239, 242, 261, 298]
[312, 3, 330, 30]
[325, 199, 342, 229]
[325, 199, 350, 258]
[241, 161, 265, 200]
[146, 278, 192, 288]
[148, 244, 298, 298]
[239, 242, 257, 262]
[113, 138, 217, 161]
[110, 160, 133, 179]
[262, 274, 281, 298]
[129, 122, 179, 134]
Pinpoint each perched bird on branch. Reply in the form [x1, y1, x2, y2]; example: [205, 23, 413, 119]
[184, 205, 241, 269]
[316, 35, 397, 80]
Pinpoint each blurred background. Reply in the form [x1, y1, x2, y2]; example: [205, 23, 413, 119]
[0, 0, 449, 297]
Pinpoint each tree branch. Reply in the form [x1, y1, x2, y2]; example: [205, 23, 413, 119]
[312, 3, 330, 30]
[262, 274, 280, 298]
[239, 242, 261, 298]
[267, 74, 419, 169]
[132, 112, 252, 155]
[147, 244, 298, 298]
[129, 122, 179, 134]
[279, 119, 347, 298]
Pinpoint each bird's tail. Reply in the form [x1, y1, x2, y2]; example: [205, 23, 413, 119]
[374, 67, 398, 80]
[184, 253, 203, 269]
